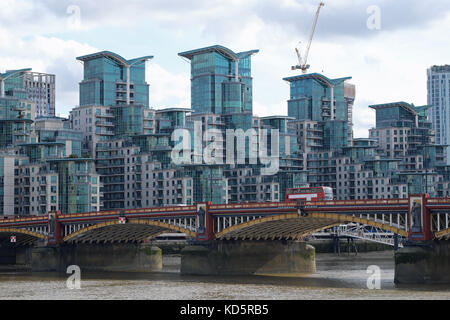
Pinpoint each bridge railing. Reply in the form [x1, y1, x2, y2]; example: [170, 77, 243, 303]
[426, 198, 450, 205]
[58, 205, 198, 219]
[0, 216, 48, 226]
[305, 199, 409, 207]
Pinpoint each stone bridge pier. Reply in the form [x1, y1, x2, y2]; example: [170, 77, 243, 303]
[395, 240, 450, 284]
[180, 240, 316, 276]
[394, 195, 450, 284]
[30, 243, 162, 273]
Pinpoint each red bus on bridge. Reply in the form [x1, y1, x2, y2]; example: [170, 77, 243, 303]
[285, 187, 334, 202]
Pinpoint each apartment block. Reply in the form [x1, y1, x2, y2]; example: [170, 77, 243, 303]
[1, 69, 55, 118]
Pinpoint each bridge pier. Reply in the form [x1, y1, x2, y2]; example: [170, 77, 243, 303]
[0, 246, 32, 267]
[31, 243, 162, 273]
[180, 240, 316, 276]
[395, 240, 450, 284]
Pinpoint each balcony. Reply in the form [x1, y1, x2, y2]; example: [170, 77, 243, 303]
[96, 112, 115, 119]
[97, 130, 114, 136]
[96, 121, 114, 127]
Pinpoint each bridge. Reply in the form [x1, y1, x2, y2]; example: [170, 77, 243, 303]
[1, 195, 450, 283]
[1, 195, 449, 245]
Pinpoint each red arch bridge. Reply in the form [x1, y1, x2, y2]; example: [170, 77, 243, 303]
[1, 195, 450, 246]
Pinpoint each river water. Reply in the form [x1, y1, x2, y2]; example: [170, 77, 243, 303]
[0, 251, 449, 300]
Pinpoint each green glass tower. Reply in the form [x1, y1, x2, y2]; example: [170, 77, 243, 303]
[77, 51, 153, 108]
[179, 45, 258, 131]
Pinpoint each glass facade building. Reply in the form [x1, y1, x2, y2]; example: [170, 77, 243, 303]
[284, 73, 355, 147]
[1, 69, 55, 117]
[179, 45, 258, 132]
[47, 159, 100, 214]
[77, 51, 153, 108]
[428, 65, 450, 164]
[0, 69, 36, 149]
[284, 73, 352, 123]
[8, 47, 450, 216]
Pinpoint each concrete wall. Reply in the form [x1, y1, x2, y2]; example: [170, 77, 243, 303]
[181, 240, 316, 276]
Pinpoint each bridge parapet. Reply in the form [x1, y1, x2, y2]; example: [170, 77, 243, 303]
[0, 216, 49, 245]
[59, 206, 198, 244]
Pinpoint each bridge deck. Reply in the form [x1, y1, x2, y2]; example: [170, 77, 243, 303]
[1, 198, 449, 243]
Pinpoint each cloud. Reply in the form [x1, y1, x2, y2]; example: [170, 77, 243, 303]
[148, 63, 190, 109]
[253, 0, 450, 40]
[8, 0, 449, 42]
[0, 29, 97, 114]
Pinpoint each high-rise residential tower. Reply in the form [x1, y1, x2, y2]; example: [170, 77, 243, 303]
[0, 69, 36, 149]
[178, 45, 258, 131]
[284, 73, 355, 149]
[77, 51, 153, 108]
[427, 65, 450, 164]
[0, 69, 55, 117]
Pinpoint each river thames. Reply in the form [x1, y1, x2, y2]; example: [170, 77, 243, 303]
[0, 251, 449, 300]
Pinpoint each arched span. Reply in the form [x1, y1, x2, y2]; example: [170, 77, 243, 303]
[309, 212, 409, 237]
[0, 228, 47, 240]
[63, 219, 196, 242]
[216, 212, 408, 240]
[435, 228, 450, 239]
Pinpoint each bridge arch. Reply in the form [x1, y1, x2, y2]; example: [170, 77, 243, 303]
[0, 228, 47, 240]
[435, 228, 450, 240]
[308, 213, 408, 237]
[215, 212, 408, 240]
[63, 219, 196, 243]
[0, 228, 47, 245]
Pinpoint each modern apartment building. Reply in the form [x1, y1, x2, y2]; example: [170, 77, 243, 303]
[0, 113, 101, 216]
[13, 157, 101, 216]
[77, 51, 153, 108]
[179, 45, 258, 115]
[428, 65, 450, 164]
[0, 70, 36, 150]
[284, 73, 355, 149]
[0, 69, 55, 118]
[0, 154, 24, 215]
[69, 104, 155, 155]
[4, 47, 450, 217]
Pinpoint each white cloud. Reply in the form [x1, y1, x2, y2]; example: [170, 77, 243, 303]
[0, 30, 193, 115]
[0, 27, 98, 114]
[148, 63, 190, 109]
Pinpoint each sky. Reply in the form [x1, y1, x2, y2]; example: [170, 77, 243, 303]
[1, 0, 449, 138]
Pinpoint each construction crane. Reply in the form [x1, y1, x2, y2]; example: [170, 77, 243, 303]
[292, 2, 325, 73]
